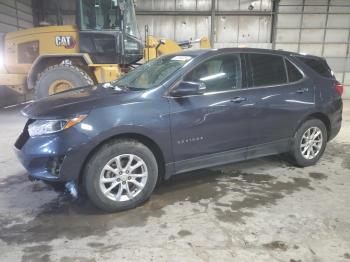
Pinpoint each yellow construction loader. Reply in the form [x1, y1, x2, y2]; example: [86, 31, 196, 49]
[0, 0, 210, 99]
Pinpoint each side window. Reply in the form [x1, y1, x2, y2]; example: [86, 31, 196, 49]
[249, 54, 287, 87]
[184, 54, 241, 92]
[285, 59, 303, 82]
[298, 56, 333, 79]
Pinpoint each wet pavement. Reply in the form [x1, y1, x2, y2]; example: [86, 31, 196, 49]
[0, 101, 349, 262]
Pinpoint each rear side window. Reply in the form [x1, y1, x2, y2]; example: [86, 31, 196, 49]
[298, 56, 333, 78]
[249, 54, 287, 87]
[286, 59, 303, 82]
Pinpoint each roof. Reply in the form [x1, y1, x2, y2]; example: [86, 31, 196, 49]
[171, 47, 323, 60]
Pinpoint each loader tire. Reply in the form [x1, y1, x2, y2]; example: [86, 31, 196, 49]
[35, 64, 94, 99]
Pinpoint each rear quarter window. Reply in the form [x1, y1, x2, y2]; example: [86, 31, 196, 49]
[298, 56, 333, 79]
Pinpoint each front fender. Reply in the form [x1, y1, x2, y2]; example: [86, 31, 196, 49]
[60, 99, 173, 181]
[90, 124, 172, 162]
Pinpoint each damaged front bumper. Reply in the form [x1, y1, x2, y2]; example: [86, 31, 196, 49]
[14, 120, 93, 183]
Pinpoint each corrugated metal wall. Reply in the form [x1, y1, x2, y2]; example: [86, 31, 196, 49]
[274, 0, 350, 98]
[0, 0, 33, 33]
[136, 0, 273, 49]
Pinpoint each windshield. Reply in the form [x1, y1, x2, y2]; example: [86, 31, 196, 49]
[114, 55, 194, 90]
[79, 0, 139, 36]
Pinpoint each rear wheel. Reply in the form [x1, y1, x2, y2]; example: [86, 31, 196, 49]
[83, 139, 159, 212]
[34, 64, 94, 99]
[289, 119, 327, 167]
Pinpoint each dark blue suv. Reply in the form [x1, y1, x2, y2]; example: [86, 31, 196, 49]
[15, 48, 343, 212]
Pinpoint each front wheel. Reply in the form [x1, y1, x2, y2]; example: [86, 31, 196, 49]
[289, 119, 327, 167]
[83, 139, 158, 212]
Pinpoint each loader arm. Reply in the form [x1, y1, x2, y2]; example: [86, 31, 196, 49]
[144, 36, 211, 62]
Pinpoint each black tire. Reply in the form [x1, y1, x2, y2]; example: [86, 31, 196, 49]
[289, 119, 328, 167]
[34, 64, 94, 99]
[83, 139, 159, 212]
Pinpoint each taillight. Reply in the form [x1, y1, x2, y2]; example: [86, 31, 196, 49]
[335, 82, 344, 96]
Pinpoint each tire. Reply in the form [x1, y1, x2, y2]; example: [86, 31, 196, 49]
[83, 139, 159, 212]
[34, 64, 94, 99]
[289, 119, 328, 167]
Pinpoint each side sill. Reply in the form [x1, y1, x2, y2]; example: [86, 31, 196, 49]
[170, 138, 291, 177]
[246, 138, 291, 159]
[174, 147, 247, 175]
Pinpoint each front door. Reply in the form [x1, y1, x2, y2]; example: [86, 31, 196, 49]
[169, 53, 252, 173]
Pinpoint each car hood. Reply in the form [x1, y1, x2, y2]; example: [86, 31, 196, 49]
[22, 84, 140, 119]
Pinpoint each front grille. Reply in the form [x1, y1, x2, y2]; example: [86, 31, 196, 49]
[14, 119, 34, 150]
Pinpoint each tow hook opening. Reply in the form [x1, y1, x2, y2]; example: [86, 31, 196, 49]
[65, 181, 78, 199]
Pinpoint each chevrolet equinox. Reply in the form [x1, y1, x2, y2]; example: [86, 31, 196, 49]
[15, 48, 343, 212]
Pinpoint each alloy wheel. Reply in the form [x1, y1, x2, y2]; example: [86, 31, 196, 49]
[99, 154, 148, 202]
[300, 127, 323, 160]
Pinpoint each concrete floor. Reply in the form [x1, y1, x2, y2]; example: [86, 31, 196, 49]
[0, 101, 349, 262]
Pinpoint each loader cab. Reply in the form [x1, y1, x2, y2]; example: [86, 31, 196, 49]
[77, 0, 143, 65]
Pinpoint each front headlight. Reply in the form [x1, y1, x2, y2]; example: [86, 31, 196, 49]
[28, 115, 87, 137]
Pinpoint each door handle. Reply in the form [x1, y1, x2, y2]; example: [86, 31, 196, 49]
[231, 96, 247, 103]
[296, 87, 309, 94]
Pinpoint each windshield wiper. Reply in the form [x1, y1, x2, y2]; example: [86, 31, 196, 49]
[116, 84, 142, 91]
[102, 82, 130, 91]
[115, 85, 131, 91]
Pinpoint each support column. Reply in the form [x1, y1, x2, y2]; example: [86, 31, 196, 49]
[210, 0, 216, 47]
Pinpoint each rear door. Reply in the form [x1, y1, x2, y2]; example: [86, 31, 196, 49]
[244, 53, 315, 151]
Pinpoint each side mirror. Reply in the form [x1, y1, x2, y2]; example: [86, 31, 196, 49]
[171, 81, 206, 97]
